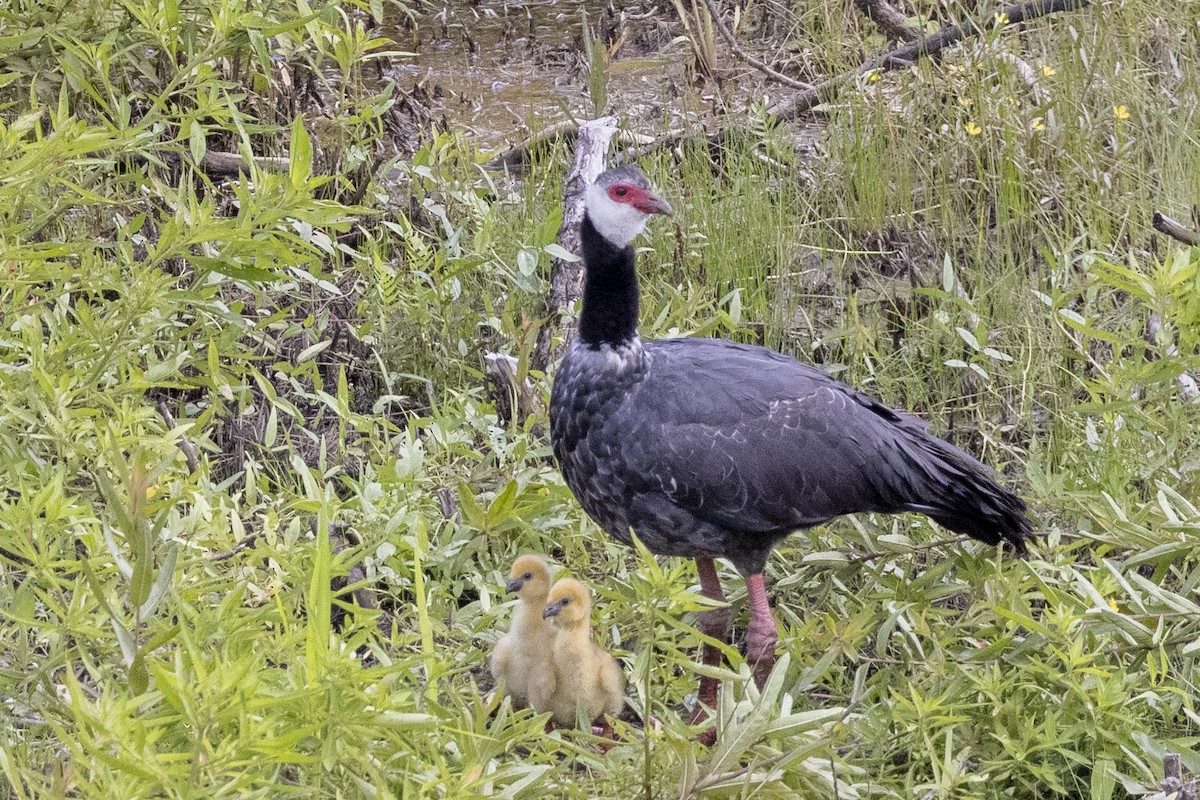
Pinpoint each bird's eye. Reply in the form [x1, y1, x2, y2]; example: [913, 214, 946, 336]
[523, 572, 532, 580]
[614, 186, 628, 197]
[560, 598, 570, 605]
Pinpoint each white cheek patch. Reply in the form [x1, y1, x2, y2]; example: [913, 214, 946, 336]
[585, 183, 649, 248]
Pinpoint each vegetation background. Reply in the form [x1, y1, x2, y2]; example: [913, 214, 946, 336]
[1, 0, 1199, 797]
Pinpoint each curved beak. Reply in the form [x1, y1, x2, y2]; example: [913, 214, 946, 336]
[634, 189, 674, 217]
[542, 599, 565, 619]
[505, 578, 524, 593]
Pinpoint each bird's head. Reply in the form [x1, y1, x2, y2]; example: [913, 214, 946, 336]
[505, 554, 552, 600]
[542, 577, 592, 626]
[584, 165, 673, 249]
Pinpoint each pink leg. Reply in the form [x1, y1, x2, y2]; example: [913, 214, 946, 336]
[694, 557, 729, 715]
[744, 573, 778, 689]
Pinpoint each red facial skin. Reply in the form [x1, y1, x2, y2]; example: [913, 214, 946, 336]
[607, 182, 674, 216]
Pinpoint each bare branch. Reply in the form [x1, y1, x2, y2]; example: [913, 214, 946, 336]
[435, 487, 459, 522]
[854, 0, 921, 42]
[769, 0, 1091, 121]
[156, 401, 201, 475]
[208, 533, 260, 562]
[532, 116, 619, 372]
[485, 352, 542, 427]
[1153, 212, 1200, 247]
[701, 0, 814, 91]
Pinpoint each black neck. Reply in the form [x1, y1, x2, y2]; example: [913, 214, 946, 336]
[578, 214, 640, 348]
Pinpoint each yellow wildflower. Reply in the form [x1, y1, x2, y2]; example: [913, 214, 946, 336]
[1030, 118, 1045, 131]
[994, 11, 1009, 25]
[957, 96, 973, 108]
[1107, 597, 1120, 612]
[965, 121, 982, 136]
[1041, 64, 1056, 77]
[867, 70, 881, 83]
[1113, 105, 1130, 120]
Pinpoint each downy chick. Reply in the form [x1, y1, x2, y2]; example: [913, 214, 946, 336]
[541, 578, 625, 729]
[491, 554, 557, 709]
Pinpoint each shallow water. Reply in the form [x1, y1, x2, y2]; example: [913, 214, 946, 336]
[384, 0, 703, 153]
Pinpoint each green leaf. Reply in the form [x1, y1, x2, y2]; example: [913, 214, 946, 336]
[188, 120, 206, 165]
[290, 116, 313, 188]
[1090, 758, 1116, 800]
[543, 243, 579, 262]
[956, 326, 980, 351]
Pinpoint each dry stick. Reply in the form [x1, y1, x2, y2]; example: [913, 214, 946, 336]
[768, 0, 1091, 121]
[854, 0, 921, 41]
[208, 533, 260, 561]
[1156, 752, 1198, 800]
[435, 487, 460, 522]
[329, 526, 398, 637]
[532, 116, 619, 373]
[700, 0, 814, 90]
[329, 528, 377, 612]
[483, 352, 540, 427]
[1153, 212, 1200, 246]
[1149, 213, 1200, 401]
[156, 401, 201, 474]
[123, 150, 289, 179]
[487, 124, 655, 175]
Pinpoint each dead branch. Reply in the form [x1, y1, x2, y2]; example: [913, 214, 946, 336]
[208, 533, 260, 562]
[701, 0, 814, 90]
[484, 352, 542, 427]
[330, 525, 395, 637]
[435, 487, 460, 522]
[156, 401, 201, 474]
[330, 527, 376, 611]
[1146, 752, 1197, 800]
[122, 150, 289, 179]
[769, 0, 1090, 121]
[532, 116, 619, 372]
[202, 151, 289, 176]
[486, 121, 654, 175]
[854, 0, 921, 42]
[1153, 212, 1200, 246]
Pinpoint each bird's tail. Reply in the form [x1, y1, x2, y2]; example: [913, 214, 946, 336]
[896, 432, 1031, 555]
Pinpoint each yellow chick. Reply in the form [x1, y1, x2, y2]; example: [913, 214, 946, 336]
[540, 578, 625, 730]
[490, 555, 557, 709]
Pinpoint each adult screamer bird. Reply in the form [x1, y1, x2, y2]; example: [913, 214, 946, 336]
[548, 164, 1031, 715]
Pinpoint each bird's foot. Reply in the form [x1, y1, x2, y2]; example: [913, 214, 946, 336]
[744, 619, 778, 690]
[743, 573, 779, 690]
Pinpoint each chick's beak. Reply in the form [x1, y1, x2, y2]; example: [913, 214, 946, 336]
[542, 600, 564, 619]
[634, 189, 674, 217]
[505, 578, 524, 593]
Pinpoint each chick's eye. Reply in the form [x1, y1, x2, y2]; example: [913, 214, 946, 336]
[560, 598, 570, 605]
[523, 572, 532, 580]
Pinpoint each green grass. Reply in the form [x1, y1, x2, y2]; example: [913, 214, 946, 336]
[2, 0, 1200, 797]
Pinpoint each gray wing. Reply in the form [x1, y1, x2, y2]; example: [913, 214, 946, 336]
[625, 339, 988, 535]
